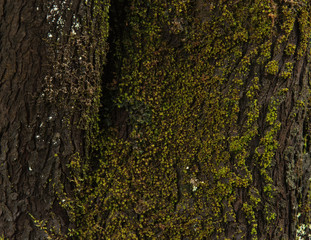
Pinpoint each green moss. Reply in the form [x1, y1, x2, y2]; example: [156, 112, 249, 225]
[297, 8, 311, 57]
[257, 41, 272, 64]
[280, 62, 294, 79]
[280, 6, 296, 35]
[47, 0, 311, 239]
[265, 60, 279, 75]
[285, 43, 296, 56]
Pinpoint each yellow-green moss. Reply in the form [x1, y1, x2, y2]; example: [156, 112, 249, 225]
[265, 60, 279, 75]
[280, 62, 294, 79]
[285, 43, 296, 56]
[54, 0, 311, 239]
[297, 8, 311, 57]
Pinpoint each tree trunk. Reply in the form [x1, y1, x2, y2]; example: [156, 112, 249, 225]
[94, 1, 311, 239]
[2, 0, 311, 239]
[0, 0, 103, 238]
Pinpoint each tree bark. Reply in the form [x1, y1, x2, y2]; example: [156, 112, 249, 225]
[1, 0, 311, 239]
[0, 0, 91, 238]
[101, 1, 311, 239]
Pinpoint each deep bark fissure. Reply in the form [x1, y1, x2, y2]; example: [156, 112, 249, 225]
[100, 0, 129, 133]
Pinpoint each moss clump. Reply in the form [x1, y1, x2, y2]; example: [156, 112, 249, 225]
[280, 62, 294, 79]
[285, 43, 296, 56]
[265, 60, 279, 75]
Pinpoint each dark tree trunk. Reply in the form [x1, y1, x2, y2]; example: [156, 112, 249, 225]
[0, 0, 99, 238]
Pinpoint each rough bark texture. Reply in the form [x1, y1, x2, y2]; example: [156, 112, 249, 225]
[0, 0, 89, 238]
[1, 0, 311, 239]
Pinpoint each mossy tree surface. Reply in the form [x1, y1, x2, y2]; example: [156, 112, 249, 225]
[0, 0, 109, 239]
[44, 0, 311, 239]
